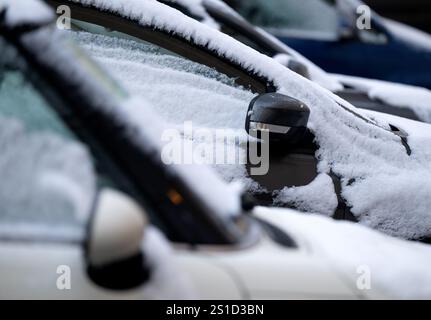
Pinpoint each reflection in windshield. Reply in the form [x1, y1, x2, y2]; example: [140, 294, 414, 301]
[231, 0, 338, 35]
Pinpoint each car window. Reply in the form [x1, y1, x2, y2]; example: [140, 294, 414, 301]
[0, 38, 96, 243]
[231, 0, 338, 37]
[70, 20, 257, 131]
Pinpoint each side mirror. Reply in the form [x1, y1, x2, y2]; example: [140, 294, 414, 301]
[273, 54, 310, 79]
[245, 94, 317, 199]
[245, 93, 311, 146]
[86, 188, 150, 290]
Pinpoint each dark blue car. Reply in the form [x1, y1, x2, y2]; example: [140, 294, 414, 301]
[229, 0, 431, 89]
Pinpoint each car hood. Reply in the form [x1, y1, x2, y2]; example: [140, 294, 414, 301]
[253, 206, 431, 299]
[333, 74, 431, 123]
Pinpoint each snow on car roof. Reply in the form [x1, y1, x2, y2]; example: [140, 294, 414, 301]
[66, 0, 431, 240]
[0, 0, 54, 28]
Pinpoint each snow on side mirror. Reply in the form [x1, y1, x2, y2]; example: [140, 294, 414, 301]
[245, 93, 311, 146]
[86, 188, 150, 290]
[273, 54, 310, 79]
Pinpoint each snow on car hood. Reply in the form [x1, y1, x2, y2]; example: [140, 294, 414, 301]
[67, 0, 431, 240]
[0, 0, 54, 28]
[334, 74, 431, 123]
[254, 206, 431, 299]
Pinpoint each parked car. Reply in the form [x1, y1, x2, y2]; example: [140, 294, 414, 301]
[160, 0, 431, 123]
[228, 0, 431, 89]
[45, 0, 431, 242]
[2, 0, 431, 300]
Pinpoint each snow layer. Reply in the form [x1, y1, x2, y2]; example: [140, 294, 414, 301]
[334, 74, 431, 123]
[119, 96, 246, 218]
[66, 0, 431, 240]
[0, 116, 95, 239]
[0, 0, 54, 28]
[384, 18, 431, 51]
[274, 174, 338, 216]
[18, 22, 244, 219]
[255, 206, 431, 299]
[73, 31, 255, 130]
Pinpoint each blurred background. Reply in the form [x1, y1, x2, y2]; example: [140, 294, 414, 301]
[365, 0, 431, 33]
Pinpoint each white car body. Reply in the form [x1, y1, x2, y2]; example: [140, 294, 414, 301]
[0, 190, 386, 299]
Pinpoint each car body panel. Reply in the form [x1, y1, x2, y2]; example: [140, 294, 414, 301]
[0, 243, 152, 299]
[206, 235, 359, 299]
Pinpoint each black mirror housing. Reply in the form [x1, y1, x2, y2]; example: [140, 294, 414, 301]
[286, 59, 310, 79]
[245, 93, 311, 146]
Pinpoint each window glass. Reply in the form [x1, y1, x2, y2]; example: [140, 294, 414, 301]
[0, 38, 96, 242]
[70, 20, 257, 131]
[232, 0, 338, 36]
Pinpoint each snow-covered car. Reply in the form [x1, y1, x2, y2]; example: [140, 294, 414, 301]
[45, 0, 431, 242]
[2, 0, 431, 300]
[159, 0, 431, 123]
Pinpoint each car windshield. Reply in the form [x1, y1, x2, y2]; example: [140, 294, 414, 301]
[71, 21, 256, 130]
[0, 37, 97, 243]
[230, 0, 338, 38]
[6, 18, 252, 244]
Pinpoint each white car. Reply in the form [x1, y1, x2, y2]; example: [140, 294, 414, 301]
[46, 0, 431, 242]
[2, 0, 431, 300]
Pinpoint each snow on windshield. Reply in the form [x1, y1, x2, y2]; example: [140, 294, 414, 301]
[16, 16, 244, 220]
[73, 32, 255, 130]
[0, 116, 95, 241]
[72, 30, 255, 191]
[334, 75, 431, 123]
[67, 0, 431, 240]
